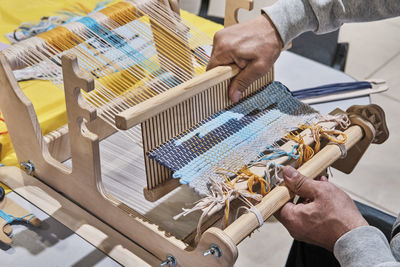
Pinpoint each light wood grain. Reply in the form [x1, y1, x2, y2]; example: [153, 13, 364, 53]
[115, 64, 241, 130]
[224, 0, 254, 27]
[0, 166, 156, 266]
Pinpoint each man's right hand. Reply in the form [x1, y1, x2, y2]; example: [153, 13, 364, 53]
[275, 166, 369, 251]
[207, 14, 283, 103]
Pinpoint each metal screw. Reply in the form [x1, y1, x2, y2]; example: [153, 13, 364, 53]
[20, 160, 35, 175]
[160, 254, 177, 267]
[203, 244, 222, 258]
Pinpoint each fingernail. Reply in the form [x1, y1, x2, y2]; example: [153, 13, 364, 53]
[283, 166, 298, 179]
[320, 176, 328, 182]
[232, 90, 242, 102]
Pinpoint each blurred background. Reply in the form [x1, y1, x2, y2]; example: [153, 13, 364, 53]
[180, 1, 400, 266]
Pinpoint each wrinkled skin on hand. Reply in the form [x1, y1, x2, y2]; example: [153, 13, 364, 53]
[207, 14, 283, 102]
[275, 166, 369, 251]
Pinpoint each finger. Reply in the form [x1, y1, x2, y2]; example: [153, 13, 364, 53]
[274, 201, 297, 225]
[229, 61, 266, 102]
[235, 58, 248, 69]
[315, 175, 329, 182]
[297, 197, 311, 204]
[282, 166, 318, 199]
[206, 53, 233, 71]
[275, 201, 306, 230]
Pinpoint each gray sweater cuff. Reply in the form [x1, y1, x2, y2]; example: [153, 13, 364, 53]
[262, 0, 318, 46]
[334, 226, 397, 266]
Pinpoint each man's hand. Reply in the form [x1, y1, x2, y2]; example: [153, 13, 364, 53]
[207, 14, 283, 103]
[275, 166, 368, 251]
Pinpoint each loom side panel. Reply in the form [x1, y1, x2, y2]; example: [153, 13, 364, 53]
[142, 71, 273, 201]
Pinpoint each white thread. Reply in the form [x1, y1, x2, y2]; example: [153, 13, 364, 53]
[235, 201, 264, 228]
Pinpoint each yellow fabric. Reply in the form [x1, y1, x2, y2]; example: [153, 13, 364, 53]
[0, 1, 222, 192]
[0, 0, 117, 166]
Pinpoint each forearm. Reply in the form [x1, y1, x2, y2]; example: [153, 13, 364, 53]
[334, 226, 399, 266]
[263, 0, 400, 46]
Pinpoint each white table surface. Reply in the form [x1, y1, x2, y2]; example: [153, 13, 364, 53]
[0, 51, 371, 266]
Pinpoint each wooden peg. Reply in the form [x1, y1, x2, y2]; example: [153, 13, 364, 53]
[0, 218, 12, 244]
[0, 196, 41, 245]
[3, 224, 12, 236]
[224, 0, 254, 27]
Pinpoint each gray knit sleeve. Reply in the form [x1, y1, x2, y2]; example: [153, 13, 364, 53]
[333, 226, 400, 267]
[262, 0, 400, 46]
[392, 215, 400, 261]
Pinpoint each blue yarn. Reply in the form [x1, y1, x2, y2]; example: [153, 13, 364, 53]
[175, 111, 244, 145]
[78, 17, 147, 63]
[292, 81, 371, 99]
[0, 209, 34, 224]
[174, 109, 285, 183]
[150, 81, 298, 170]
[259, 145, 299, 161]
[149, 81, 316, 184]
[76, 17, 180, 87]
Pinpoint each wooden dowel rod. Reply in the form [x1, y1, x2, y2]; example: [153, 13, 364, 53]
[115, 65, 240, 130]
[224, 125, 364, 245]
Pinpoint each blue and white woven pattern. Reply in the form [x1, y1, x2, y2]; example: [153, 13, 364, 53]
[149, 81, 318, 195]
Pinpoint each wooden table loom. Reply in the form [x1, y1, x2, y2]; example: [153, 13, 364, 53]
[0, 0, 390, 266]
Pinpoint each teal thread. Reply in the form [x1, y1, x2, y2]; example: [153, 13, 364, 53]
[0, 209, 34, 224]
[259, 145, 299, 161]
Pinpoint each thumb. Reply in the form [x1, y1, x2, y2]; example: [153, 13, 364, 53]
[282, 166, 318, 199]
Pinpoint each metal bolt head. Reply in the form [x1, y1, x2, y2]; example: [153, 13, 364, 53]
[203, 244, 222, 258]
[160, 254, 177, 267]
[20, 160, 35, 175]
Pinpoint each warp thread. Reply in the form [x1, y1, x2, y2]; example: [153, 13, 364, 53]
[173, 176, 263, 243]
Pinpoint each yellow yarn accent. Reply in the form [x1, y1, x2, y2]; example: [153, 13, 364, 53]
[286, 132, 314, 167]
[299, 124, 347, 153]
[99, 1, 138, 25]
[38, 26, 84, 51]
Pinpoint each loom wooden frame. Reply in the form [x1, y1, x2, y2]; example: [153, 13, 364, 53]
[0, 0, 388, 265]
